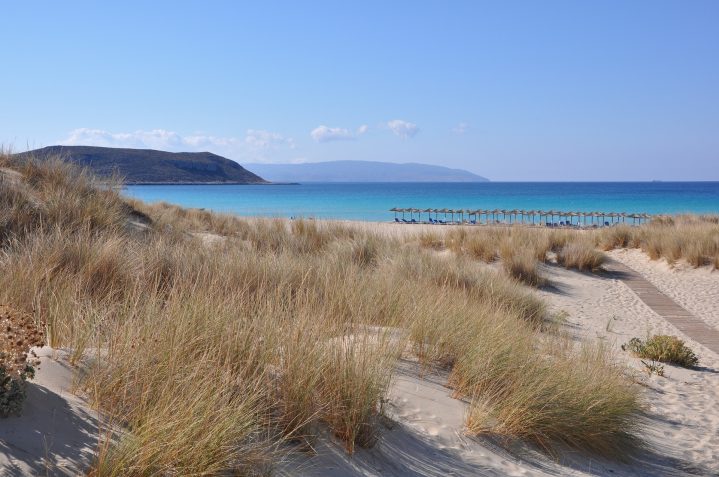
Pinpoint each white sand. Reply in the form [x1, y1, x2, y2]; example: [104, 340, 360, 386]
[607, 248, 719, 330]
[537, 263, 719, 475]
[0, 347, 99, 476]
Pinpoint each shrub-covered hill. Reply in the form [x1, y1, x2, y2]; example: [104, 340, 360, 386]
[15, 146, 268, 184]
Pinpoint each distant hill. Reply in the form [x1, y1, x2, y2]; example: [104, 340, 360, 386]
[15, 146, 267, 184]
[244, 160, 488, 182]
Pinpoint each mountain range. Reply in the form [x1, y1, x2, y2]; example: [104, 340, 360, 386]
[15, 147, 489, 184]
[244, 160, 488, 182]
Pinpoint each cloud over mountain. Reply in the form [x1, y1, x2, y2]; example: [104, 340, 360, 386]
[387, 120, 419, 139]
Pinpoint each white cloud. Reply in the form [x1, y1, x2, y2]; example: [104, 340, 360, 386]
[453, 122, 468, 135]
[387, 119, 419, 139]
[310, 124, 370, 143]
[245, 129, 295, 149]
[310, 125, 354, 143]
[60, 128, 295, 163]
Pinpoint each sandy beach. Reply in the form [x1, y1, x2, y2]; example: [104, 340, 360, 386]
[275, 243, 719, 476]
[2, 207, 718, 476]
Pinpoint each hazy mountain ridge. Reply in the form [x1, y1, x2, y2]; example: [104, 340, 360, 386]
[244, 160, 488, 182]
[15, 146, 267, 184]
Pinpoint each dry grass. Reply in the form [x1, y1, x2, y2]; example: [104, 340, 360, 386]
[596, 216, 719, 268]
[0, 151, 653, 471]
[557, 239, 606, 271]
[500, 242, 544, 286]
[464, 341, 641, 458]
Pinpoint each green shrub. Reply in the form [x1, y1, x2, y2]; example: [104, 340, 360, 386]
[623, 335, 699, 368]
[0, 363, 35, 417]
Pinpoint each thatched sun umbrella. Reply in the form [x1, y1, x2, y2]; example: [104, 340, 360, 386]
[464, 209, 472, 222]
[423, 208, 433, 222]
[472, 209, 484, 224]
[526, 210, 536, 225]
[389, 207, 400, 220]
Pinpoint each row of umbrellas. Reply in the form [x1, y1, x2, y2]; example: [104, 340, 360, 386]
[390, 208, 653, 224]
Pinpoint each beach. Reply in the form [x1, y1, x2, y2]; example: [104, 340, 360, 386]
[3, 205, 718, 475]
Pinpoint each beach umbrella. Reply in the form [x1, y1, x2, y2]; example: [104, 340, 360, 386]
[472, 209, 483, 223]
[423, 208, 432, 222]
[526, 210, 535, 225]
[571, 212, 580, 226]
[464, 209, 472, 222]
[390, 207, 400, 220]
[479, 209, 488, 223]
[538, 210, 547, 224]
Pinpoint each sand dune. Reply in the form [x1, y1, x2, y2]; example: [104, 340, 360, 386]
[282, 258, 719, 476]
[0, 348, 98, 476]
[2, 244, 717, 475]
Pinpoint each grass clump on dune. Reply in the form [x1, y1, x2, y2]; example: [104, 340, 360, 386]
[623, 335, 699, 368]
[557, 240, 606, 271]
[500, 241, 545, 286]
[464, 341, 642, 458]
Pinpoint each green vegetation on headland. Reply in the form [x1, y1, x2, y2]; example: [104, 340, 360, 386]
[14, 146, 268, 184]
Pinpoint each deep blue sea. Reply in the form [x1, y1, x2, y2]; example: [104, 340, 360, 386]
[123, 182, 719, 222]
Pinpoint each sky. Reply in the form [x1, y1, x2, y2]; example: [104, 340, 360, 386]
[1, 1, 718, 181]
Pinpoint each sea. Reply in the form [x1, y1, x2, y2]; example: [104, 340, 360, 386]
[123, 182, 719, 222]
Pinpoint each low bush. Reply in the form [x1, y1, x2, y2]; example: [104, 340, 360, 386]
[623, 335, 699, 368]
[0, 305, 45, 417]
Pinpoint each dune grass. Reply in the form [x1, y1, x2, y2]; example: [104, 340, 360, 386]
[624, 335, 699, 368]
[597, 216, 719, 268]
[0, 152, 657, 471]
[557, 239, 606, 271]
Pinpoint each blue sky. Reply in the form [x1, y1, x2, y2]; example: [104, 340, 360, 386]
[2, 1, 718, 180]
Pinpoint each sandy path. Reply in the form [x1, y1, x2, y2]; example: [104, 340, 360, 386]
[537, 264, 719, 475]
[607, 248, 719, 331]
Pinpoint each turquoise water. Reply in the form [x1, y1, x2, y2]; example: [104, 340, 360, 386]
[123, 182, 719, 222]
